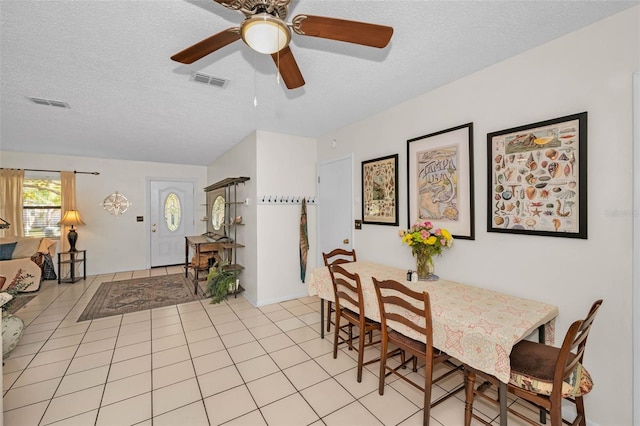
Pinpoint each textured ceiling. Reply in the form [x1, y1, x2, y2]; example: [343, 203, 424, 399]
[1, 0, 637, 166]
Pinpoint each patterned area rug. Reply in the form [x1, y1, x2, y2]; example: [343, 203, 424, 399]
[78, 274, 204, 322]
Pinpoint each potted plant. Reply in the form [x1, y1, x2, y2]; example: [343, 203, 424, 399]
[205, 261, 237, 304]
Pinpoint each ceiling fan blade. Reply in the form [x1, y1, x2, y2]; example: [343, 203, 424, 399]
[271, 46, 305, 89]
[171, 28, 241, 64]
[292, 15, 393, 48]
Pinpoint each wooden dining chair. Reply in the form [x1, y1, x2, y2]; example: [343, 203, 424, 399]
[322, 248, 357, 334]
[372, 278, 464, 426]
[329, 263, 381, 383]
[464, 299, 603, 426]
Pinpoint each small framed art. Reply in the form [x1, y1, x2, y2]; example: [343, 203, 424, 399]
[362, 154, 399, 225]
[487, 112, 587, 239]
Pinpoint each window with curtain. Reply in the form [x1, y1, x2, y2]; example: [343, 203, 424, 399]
[23, 171, 62, 237]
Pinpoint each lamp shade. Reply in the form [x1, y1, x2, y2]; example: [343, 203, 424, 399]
[58, 210, 86, 227]
[0, 217, 10, 229]
[241, 14, 291, 54]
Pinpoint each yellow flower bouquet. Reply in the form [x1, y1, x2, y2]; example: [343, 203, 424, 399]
[398, 221, 453, 280]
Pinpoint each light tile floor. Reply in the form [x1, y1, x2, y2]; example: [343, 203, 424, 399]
[3, 266, 545, 425]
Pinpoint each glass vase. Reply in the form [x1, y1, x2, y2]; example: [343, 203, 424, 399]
[415, 252, 438, 281]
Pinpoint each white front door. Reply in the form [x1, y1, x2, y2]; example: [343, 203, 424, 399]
[317, 156, 353, 265]
[149, 180, 195, 267]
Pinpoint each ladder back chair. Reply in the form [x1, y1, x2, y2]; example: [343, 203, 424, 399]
[329, 263, 381, 383]
[322, 248, 357, 335]
[372, 277, 464, 426]
[464, 299, 603, 426]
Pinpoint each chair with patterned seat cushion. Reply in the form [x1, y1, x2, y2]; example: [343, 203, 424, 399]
[464, 299, 603, 426]
[322, 248, 357, 335]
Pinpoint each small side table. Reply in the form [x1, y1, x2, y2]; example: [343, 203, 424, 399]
[58, 250, 86, 284]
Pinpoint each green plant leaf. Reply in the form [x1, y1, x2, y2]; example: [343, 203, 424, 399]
[205, 262, 236, 304]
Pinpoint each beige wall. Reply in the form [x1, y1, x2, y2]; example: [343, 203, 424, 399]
[316, 7, 639, 425]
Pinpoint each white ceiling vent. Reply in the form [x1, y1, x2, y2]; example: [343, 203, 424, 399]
[191, 72, 229, 88]
[27, 97, 70, 108]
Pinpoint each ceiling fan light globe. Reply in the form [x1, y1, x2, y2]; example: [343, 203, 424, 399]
[241, 14, 290, 54]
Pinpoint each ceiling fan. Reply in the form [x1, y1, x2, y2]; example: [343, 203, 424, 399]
[171, 0, 394, 89]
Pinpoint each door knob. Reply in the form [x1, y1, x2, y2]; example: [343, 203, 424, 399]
[343, 238, 349, 244]
[151, 229, 156, 232]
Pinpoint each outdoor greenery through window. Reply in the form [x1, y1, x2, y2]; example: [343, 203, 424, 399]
[23, 173, 62, 237]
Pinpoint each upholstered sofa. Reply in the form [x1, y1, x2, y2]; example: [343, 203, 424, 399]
[0, 237, 58, 293]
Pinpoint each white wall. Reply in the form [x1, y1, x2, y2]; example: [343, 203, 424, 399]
[633, 71, 640, 426]
[206, 132, 258, 304]
[207, 130, 317, 306]
[317, 7, 639, 426]
[255, 131, 317, 305]
[0, 151, 208, 275]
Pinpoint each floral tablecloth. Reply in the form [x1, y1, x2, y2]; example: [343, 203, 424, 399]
[307, 261, 558, 383]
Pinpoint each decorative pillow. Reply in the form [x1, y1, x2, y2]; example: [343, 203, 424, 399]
[0, 242, 17, 261]
[509, 362, 594, 398]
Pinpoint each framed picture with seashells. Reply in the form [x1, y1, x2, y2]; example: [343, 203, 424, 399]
[407, 123, 475, 239]
[362, 154, 399, 225]
[487, 112, 587, 239]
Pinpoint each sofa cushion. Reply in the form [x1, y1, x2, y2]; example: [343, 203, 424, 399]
[13, 238, 44, 259]
[0, 242, 17, 261]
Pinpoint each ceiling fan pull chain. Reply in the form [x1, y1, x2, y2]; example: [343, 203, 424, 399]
[253, 53, 258, 107]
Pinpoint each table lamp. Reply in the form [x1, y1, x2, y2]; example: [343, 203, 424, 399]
[58, 210, 85, 251]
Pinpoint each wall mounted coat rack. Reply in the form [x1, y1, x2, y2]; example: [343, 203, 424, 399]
[258, 195, 316, 205]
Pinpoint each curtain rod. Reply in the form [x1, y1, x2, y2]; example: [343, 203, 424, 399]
[0, 168, 100, 175]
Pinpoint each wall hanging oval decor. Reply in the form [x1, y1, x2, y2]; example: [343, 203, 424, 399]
[101, 191, 132, 217]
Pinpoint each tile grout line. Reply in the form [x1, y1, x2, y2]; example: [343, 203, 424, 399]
[4, 268, 535, 426]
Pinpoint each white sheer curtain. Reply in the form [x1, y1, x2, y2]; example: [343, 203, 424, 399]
[0, 169, 25, 237]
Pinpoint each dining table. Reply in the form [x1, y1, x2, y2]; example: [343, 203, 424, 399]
[307, 260, 559, 426]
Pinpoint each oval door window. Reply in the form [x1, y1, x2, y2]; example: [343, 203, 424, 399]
[164, 193, 181, 232]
